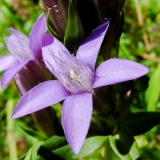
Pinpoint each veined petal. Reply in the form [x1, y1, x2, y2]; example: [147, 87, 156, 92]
[0, 55, 19, 72]
[93, 58, 149, 88]
[42, 34, 70, 59]
[62, 92, 93, 154]
[12, 80, 71, 118]
[5, 29, 33, 62]
[42, 34, 71, 75]
[76, 18, 110, 71]
[29, 13, 47, 59]
[1, 61, 29, 88]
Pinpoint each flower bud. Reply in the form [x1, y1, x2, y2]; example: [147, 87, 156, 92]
[41, 0, 69, 40]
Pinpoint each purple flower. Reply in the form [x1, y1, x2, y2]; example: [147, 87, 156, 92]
[0, 13, 47, 88]
[12, 18, 149, 153]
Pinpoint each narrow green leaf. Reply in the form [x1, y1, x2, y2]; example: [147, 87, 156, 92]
[24, 148, 32, 160]
[119, 112, 160, 136]
[109, 135, 140, 160]
[146, 61, 160, 111]
[37, 136, 67, 160]
[52, 136, 108, 159]
[64, 0, 85, 53]
[20, 124, 46, 140]
[42, 136, 67, 150]
[6, 100, 17, 160]
[31, 142, 43, 160]
[25, 142, 43, 160]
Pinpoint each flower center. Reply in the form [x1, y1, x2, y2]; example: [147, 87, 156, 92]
[5, 28, 34, 62]
[45, 48, 94, 94]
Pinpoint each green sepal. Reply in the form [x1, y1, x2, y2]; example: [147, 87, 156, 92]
[24, 142, 43, 160]
[19, 122, 47, 141]
[64, 0, 85, 53]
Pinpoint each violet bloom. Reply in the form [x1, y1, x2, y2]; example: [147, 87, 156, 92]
[12, 18, 149, 153]
[0, 13, 47, 88]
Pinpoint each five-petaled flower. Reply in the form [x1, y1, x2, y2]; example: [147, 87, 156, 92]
[0, 13, 48, 88]
[11, 18, 149, 154]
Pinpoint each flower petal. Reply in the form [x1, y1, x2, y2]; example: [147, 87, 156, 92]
[42, 34, 71, 74]
[76, 18, 110, 71]
[0, 55, 19, 72]
[93, 58, 149, 88]
[1, 61, 29, 88]
[29, 13, 47, 59]
[62, 92, 93, 154]
[12, 80, 71, 118]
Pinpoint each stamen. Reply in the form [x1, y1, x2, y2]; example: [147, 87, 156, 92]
[70, 70, 77, 81]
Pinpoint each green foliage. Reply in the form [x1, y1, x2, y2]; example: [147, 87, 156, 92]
[109, 135, 141, 160]
[52, 136, 108, 159]
[24, 136, 108, 160]
[1, 0, 160, 159]
[119, 112, 160, 136]
[64, 0, 85, 53]
[25, 142, 43, 160]
[146, 61, 160, 111]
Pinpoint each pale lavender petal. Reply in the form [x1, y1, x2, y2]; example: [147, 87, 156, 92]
[76, 18, 110, 71]
[0, 55, 19, 71]
[12, 80, 71, 118]
[5, 29, 34, 62]
[93, 58, 149, 88]
[1, 61, 29, 88]
[62, 92, 93, 154]
[29, 13, 47, 58]
[42, 34, 71, 75]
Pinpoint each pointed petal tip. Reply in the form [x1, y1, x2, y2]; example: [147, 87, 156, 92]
[76, 16, 110, 70]
[11, 112, 21, 119]
[62, 93, 92, 155]
[1, 61, 29, 89]
[1, 72, 13, 88]
[93, 58, 149, 88]
[29, 13, 47, 58]
[1, 81, 8, 88]
[11, 102, 31, 119]
[11, 107, 31, 119]
[72, 146, 81, 154]
[11, 80, 70, 119]
[68, 138, 84, 155]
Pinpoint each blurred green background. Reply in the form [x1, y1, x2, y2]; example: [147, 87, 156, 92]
[0, 0, 160, 159]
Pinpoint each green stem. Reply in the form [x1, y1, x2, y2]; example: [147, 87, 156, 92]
[6, 99, 17, 160]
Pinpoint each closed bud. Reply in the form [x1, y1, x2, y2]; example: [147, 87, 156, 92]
[41, 0, 69, 40]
